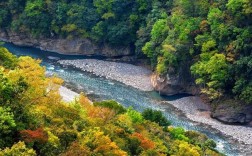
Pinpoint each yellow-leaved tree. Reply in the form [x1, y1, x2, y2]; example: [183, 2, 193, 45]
[81, 128, 127, 156]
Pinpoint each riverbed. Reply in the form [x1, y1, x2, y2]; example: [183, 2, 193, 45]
[3, 42, 251, 155]
[58, 57, 252, 155]
[58, 59, 153, 91]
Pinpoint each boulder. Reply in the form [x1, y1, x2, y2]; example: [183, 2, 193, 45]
[0, 29, 133, 58]
[211, 100, 252, 125]
[0, 30, 8, 42]
[151, 62, 199, 96]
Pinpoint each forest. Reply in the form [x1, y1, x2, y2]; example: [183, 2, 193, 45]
[0, 0, 251, 104]
[0, 47, 222, 155]
[0, 0, 251, 155]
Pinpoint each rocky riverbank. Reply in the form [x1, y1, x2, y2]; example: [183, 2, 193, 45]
[165, 96, 252, 155]
[59, 83, 252, 155]
[0, 29, 132, 57]
[58, 59, 252, 148]
[58, 59, 154, 91]
[56, 67, 251, 155]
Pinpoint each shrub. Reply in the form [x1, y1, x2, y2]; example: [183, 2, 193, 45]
[142, 109, 171, 126]
[0, 141, 36, 156]
[0, 107, 16, 148]
[0, 47, 18, 68]
[93, 100, 126, 115]
[127, 107, 144, 124]
[168, 127, 189, 142]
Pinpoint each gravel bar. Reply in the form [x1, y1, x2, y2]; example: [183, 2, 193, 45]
[58, 59, 252, 154]
[58, 59, 154, 91]
[166, 96, 252, 154]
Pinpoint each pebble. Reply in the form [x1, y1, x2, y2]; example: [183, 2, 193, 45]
[58, 59, 252, 154]
[58, 59, 154, 91]
[167, 96, 252, 147]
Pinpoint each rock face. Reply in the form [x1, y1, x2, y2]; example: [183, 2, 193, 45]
[0, 29, 133, 57]
[151, 62, 199, 96]
[211, 101, 252, 125]
[151, 74, 199, 95]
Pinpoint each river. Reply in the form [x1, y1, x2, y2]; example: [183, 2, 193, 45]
[4, 43, 241, 155]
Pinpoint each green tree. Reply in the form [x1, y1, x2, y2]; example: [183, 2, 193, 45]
[142, 109, 171, 126]
[126, 107, 143, 124]
[22, 0, 51, 36]
[232, 56, 252, 104]
[0, 47, 18, 68]
[0, 8, 10, 28]
[0, 107, 16, 148]
[168, 127, 189, 142]
[191, 53, 229, 100]
[93, 100, 126, 115]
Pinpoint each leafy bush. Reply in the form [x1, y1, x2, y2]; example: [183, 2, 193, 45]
[93, 100, 126, 115]
[0, 107, 16, 148]
[142, 109, 171, 126]
[126, 107, 144, 124]
[0, 141, 36, 156]
[0, 47, 18, 68]
[168, 127, 189, 142]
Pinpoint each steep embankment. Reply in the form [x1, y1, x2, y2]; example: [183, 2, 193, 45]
[0, 29, 197, 96]
[0, 30, 132, 57]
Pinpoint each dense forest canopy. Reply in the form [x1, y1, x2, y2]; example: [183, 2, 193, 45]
[0, 47, 222, 155]
[0, 0, 251, 102]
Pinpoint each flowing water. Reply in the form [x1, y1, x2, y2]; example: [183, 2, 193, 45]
[4, 43, 242, 155]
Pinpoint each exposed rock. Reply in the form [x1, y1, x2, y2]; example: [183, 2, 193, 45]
[152, 74, 181, 95]
[0, 29, 133, 57]
[166, 96, 252, 155]
[151, 62, 199, 95]
[211, 101, 252, 125]
[48, 56, 60, 60]
[0, 30, 8, 42]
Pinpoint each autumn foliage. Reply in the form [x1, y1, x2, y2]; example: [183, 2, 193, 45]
[132, 133, 155, 150]
[20, 128, 48, 143]
[0, 48, 223, 155]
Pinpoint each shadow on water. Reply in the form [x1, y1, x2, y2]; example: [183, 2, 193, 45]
[161, 93, 192, 101]
[3, 42, 242, 156]
[3, 43, 106, 61]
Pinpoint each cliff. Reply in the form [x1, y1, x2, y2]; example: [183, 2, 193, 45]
[0, 29, 133, 58]
[0, 29, 198, 96]
[151, 61, 199, 96]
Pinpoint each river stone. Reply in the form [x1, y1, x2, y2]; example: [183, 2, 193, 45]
[48, 56, 60, 60]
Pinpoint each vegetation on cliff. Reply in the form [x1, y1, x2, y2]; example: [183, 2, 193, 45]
[0, 0, 251, 103]
[141, 0, 252, 103]
[0, 47, 222, 155]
